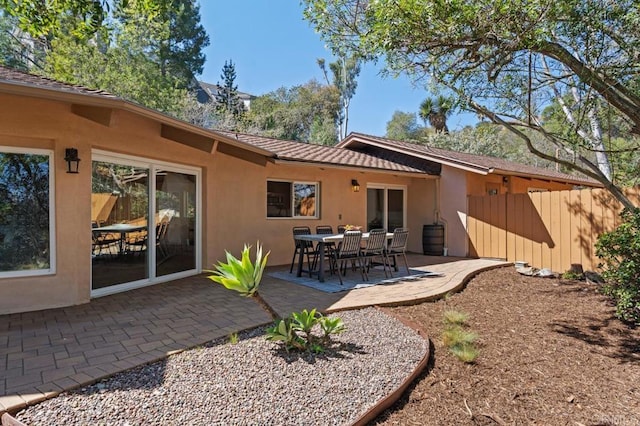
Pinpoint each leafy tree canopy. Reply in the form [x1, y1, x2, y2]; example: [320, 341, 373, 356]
[303, 0, 640, 208]
[385, 111, 424, 141]
[243, 79, 340, 145]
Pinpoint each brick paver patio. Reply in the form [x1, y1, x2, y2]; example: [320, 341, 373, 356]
[0, 255, 509, 415]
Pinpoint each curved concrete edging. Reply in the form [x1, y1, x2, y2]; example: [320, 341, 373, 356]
[351, 306, 432, 426]
[2, 412, 26, 426]
[325, 261, 511, 313]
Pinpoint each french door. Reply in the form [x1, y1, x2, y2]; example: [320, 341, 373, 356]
[91, 151, 201, 297]
[366, 185, 406, 231]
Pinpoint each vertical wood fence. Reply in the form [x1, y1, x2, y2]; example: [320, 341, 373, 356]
[467, 187, 640, 272]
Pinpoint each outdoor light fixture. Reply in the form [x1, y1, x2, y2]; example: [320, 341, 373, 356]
[64, 148, 80, 174]
[351, 179, 360, 192]
[502, 176, 509, 185]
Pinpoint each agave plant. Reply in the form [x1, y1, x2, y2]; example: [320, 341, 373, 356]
[207, 242, 280, 320]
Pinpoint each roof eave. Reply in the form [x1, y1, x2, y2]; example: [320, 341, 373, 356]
[492, 168, 603, 187]
[272, 158, 434, 178]
[0, 80, 273, 157]
[340, 134, 490, 175]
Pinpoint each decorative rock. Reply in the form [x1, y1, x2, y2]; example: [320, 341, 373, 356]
[15, 308, 428, 426]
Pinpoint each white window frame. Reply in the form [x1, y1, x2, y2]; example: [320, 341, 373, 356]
[366, 183, 407, 231]
[266, 179, 320, 219]
[91, 150, 202, 298]
[0, 146, 56, 278]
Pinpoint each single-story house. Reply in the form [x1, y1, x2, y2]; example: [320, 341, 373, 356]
[0, 66, 598, 314]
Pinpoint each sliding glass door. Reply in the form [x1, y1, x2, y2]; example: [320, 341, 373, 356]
[155, 169, 197, 277]
[366, 185, 406, 232]
[91, 152, 200, 296]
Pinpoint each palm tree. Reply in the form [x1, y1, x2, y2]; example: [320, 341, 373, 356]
[419, 96, 455, 134]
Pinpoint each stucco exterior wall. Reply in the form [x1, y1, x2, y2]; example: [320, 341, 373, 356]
[406, 178, 437, 254]
[438, 166, 468, 257]
[0, 93, 213, 314]
[207, 155, 437, 266]
[0, 92, 438, 314]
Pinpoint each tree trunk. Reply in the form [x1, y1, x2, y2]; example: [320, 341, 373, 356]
[253, 292, 280, 320]
[538, 41, 640, 135]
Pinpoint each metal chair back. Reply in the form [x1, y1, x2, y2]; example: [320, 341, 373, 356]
[363, 229, 387, 255]
[316, 225, 334, 235]
[361, 228, 390, 278]
[388, 228, 409, 253]
[337, 225, 347, 234]
[338, 230, 362, 258]
[292, 226, 313, 249]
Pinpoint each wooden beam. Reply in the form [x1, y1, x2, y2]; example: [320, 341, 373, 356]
[216, 142, 267, 166]
[71, 104, 112, 126]
[160, 124, 215, 152]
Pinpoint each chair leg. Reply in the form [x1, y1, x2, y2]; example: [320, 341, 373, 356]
[304, 247, 314, 277]
[361, 257, 369, 281]
[402, 253, 410, 275]
[380, 254, 391, 278]
[289, 247, 299, 273]
[358, 257, 367, 281]
[336, 258, 344, 285]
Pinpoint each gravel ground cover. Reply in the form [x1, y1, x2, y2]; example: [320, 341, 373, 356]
[15, 307, 428, 426]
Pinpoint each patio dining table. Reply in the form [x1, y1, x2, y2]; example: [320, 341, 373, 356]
[294, 232, 393, 282]
[93, 223, 147, 256]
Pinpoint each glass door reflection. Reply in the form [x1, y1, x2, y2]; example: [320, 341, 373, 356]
[155, 170, 196, 277]
[91, 160, 149, 290]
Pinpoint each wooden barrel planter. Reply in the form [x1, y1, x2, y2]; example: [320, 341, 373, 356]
[422, 224, 444, 255]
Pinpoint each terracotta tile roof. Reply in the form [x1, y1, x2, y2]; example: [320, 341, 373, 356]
[0, 65, 118, 98]
[343, 132, 600, 186]
[215, 130, 431, 174]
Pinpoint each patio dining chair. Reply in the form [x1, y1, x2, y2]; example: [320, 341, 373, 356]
[91, 223, 119, 258]
[289, 226, 320, 276]
[385, 228, 410, 274]
[360, 228, 391, 280]
[332, 230, 365, 285]
[124, 228, 148, 256]
[316, 225, 337, 274]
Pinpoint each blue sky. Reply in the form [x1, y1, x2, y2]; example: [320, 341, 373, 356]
[197, 1, 476, 137]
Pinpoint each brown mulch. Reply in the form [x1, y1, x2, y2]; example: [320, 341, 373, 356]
[373, 266, 640, 426]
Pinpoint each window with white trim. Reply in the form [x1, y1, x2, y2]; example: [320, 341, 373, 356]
[0, 147, 55, 277]
[267, 180, 318, 218]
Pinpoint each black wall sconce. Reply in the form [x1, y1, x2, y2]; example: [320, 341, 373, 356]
[502, 175, 509, 185]
[64, 148, 80, 174]
[351, 179, 360, 192]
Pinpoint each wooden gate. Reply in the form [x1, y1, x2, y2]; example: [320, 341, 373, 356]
[467, 187, 640, 272]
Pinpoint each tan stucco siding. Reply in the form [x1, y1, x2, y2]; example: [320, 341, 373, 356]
[406, 178, 437, 254]
[439, 166, 468, 257]
[0, 92, 437, 314]
[207, 155, 435, 266]
[0, 93, 212, 314]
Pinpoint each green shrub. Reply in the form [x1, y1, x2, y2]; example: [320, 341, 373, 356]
[443, 309, 469, 326]
[561, 270, 584, 281]
[441, 309, 479, 363]
[266, 309, 345, 353]
[442, 325, 477, 347]
[595, 208, 640, 325]
[450, 343, 479, 363]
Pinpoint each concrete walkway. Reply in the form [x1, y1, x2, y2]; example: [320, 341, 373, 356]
[0, 255, 509, 415]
